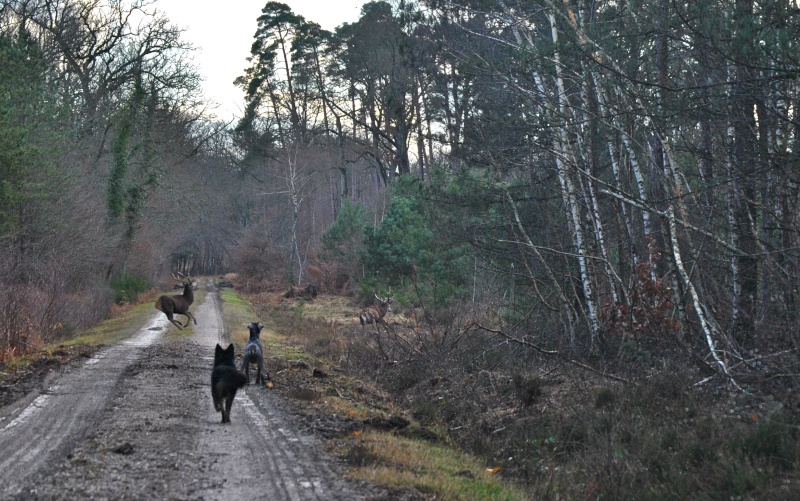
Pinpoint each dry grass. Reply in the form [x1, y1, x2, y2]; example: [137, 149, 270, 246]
[219, 288, 258, 346]
[66, 292, 167, 346]
[237, 290, 800, 500]
[334, 430, 529, 501]
[232, 290, 530, 499]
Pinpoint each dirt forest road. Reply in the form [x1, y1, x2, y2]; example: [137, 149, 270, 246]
[0, 280, 375, 500]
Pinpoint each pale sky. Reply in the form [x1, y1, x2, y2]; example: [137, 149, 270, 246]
[157, 0, 366, 122]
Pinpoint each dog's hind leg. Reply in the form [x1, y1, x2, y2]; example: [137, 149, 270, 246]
[222, 395, 232, 423]
[256, 357, 264, 385]
[241, 357, 250, 384]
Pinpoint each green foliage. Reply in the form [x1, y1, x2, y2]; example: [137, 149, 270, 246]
[108, 108, 134, 220]
[111, 273, 150, 304]
[364, 195, 431, 277]
[362, 176, 472, 308]
[736, 410, 799, 470]
[594, 388, 617, 409]
[321, 200, 371, 258]
[107, 80, 157, 236]
[235, 1, 306, 142]
[620, 339, 655, 367]
[0, 33, 55, 235]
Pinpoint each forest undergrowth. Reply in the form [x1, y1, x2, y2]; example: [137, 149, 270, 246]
[2, 280, 798, 500]
[248, 289, 800, 500]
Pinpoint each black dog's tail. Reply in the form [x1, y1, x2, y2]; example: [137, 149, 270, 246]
[232, 371, 248, 389]
[215, 370, 248, 393]
[213, 366, 248, 395]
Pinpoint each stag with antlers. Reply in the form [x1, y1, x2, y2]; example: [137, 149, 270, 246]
[359, 293, 393, 331]
[155, 273, 197, 329]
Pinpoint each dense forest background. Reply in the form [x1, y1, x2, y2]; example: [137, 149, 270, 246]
[2, 0, 800, 397]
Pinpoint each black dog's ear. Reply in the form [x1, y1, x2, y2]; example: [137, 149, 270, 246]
[225, 343, 234, 354]
[215, 344, 223, 354]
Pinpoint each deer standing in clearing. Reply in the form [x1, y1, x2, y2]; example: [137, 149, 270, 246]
[359, 293, 393, 331]
[155, 273, 197, 329]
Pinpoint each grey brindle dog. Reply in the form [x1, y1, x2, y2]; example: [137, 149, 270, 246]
[240, 322, 266, 385]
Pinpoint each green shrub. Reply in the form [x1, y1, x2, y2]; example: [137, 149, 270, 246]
[362, 177, 472, 309]
[111, 273, 150, 304]
[737, 410, 799, 470]
[594, 388, 617, 409]
[687, 442, 717, 466]
[321, 199, 371, 259]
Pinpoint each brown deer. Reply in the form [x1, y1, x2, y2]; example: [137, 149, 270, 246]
[155, 273, 197, 329]
[359, 293, 393, 330]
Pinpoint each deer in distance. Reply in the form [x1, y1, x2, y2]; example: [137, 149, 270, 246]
[359, 293, 393, 331]
[155, 273, 197, 330]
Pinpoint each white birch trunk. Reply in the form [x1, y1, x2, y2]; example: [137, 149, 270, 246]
[578, 68, 619, 305]
[591, 72, 638, 272]
[668, 206, 739, 389]
[726, 62, 741, 326]
[591, 74, 654, 282]
[549, 12, 600, 342]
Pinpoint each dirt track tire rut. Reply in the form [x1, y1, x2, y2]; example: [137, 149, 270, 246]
[0, 280, 374, 500]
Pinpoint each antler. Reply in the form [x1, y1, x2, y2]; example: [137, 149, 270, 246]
[172, 271, 191, 282]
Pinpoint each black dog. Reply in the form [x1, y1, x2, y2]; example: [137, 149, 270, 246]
[240, 322, 266, 385]
[211, 343, 247, 423]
